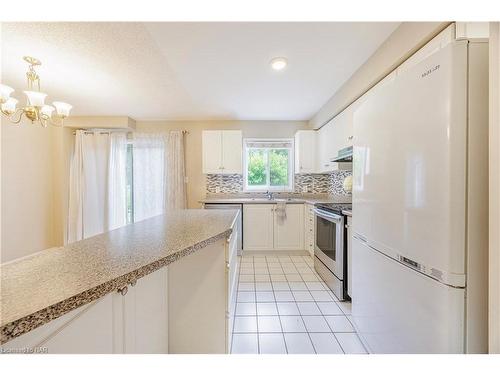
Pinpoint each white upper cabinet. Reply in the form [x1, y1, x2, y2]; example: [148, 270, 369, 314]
[202, 130, 242, 174]
[315, 106, 354, 173]
[202, 130, 222, 174]
[334, 101, 358, 152]
[221, 130, 243, 174]
[294, 130, 316, 174]
[316, 119, 336, 173]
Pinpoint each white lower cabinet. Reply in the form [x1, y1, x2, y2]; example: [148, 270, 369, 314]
[1, 293, 115, 354]
[2, 270, 169, 354]
[243, 204, 274, 250]
[2, 224, 237, 354]
[274, 204, 304, 251]
[243, 204, 304, 251]
[168, 234, 238, 353]
[121, 268, 168, 354]
[304, 203, 315, 257]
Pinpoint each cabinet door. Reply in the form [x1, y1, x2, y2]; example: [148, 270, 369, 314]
[274, 204, 304, 251]
[243, 204, 274, 250]
[123, 268, 169, 354]
[202, 130, 222, 174]
[295, 130, 316, 174]
[221, 130, 242, 174]
[317, 122, 335, 172]
[336, 107, 354, 151]
[37, 294, 115, 354]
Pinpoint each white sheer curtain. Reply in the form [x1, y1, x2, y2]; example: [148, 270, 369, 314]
[107, 133, 128, 230]
[165, 131, 187, 210]
[133, 133, 166, 222]
[67, 131, 127, 243]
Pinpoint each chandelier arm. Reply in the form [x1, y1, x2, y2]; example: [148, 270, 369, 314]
[49, 118, 64, 127]
[40, 113, 64, 127]
[1, 107, 25, 124]
[40, 116, 48, 128]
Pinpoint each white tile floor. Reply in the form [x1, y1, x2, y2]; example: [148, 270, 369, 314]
[230, 254, 368, 354]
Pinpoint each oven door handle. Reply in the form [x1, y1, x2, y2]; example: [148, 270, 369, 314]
[313, 208, 342, 223]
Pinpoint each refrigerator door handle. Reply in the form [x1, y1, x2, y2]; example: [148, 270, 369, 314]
[353, 233, 367, 243]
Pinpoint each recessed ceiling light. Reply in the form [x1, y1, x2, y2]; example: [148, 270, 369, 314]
[270, 57, 287, 71]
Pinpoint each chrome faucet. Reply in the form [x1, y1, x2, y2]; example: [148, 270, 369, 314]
[265, 191, 274, 200]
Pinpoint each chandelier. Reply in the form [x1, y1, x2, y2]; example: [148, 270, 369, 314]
[0, 56, 72, 127]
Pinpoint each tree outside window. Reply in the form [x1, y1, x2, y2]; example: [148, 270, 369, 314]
[245, 139, 293, 191]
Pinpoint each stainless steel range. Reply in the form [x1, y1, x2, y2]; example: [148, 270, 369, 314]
[313, 202, 352, 301]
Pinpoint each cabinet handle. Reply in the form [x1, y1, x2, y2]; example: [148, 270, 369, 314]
[117, 286, 128, 296]
[324, 164, 329, 167]
[348, 135, 353, 140]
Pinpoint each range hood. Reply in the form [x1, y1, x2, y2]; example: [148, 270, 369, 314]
[331, 146, 353, 163]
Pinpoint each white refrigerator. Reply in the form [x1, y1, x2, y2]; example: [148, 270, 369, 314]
[351, 29, 489, 353]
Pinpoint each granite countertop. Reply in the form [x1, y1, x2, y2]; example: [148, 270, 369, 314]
[200, 195, 351, 206]
[0, 209, 238, 344]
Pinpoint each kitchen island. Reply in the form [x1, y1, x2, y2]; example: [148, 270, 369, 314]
[1, 209, 239, 353]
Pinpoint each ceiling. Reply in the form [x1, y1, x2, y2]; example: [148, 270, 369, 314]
[1, 22, 399, 121]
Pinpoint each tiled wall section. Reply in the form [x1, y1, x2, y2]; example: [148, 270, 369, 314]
[328, 170, 352, 195]
[206, 174, 243, 194]
[294, 174, 330, 193]
[206, 170, 352, 195]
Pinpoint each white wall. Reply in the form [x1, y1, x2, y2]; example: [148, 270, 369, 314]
[1, 119, 56, 262]
[0, 116, 72, 262]
[309, 22, 450, 129]
[489, 22, 500, 354]
[136, 120, 308, 208]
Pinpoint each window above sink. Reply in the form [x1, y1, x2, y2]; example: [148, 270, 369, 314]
[243, 138, 294, 192]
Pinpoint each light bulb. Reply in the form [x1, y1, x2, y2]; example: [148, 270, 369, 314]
[270, 57, 287, 71]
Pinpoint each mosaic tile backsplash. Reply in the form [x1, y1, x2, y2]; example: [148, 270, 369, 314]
[206, 174, 243, 194]
[206, 171, 352, 196]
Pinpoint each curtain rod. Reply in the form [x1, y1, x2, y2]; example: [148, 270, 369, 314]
[72, 129, 190, 135]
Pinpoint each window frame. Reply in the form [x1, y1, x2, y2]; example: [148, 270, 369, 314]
[243, 138, 295, 192]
